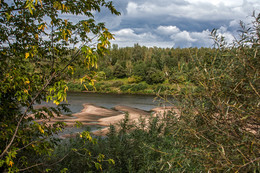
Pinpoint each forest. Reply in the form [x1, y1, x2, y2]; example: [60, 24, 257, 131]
[0, 0, 259, 172]
[67, 45, 218, 95]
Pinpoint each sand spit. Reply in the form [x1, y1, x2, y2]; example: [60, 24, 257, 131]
[34, 103, 177, 137]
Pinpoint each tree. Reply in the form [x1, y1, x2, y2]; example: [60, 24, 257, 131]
[0, 0, 119, 172]
[145, 68, 165, 84]
[113, 64, 126, 78]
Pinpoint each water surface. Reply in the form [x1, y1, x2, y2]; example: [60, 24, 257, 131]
[65, 92, 173, 113]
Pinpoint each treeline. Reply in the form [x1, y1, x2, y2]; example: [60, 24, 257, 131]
[72, 44, 217, 84]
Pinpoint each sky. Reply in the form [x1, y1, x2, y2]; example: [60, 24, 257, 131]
[68, 0, 259, 48]
[94, 0, 260, 48]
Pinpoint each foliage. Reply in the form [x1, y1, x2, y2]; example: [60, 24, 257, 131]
[53, 13, 260, 172]
[113, 64, 127, 78]
[145, 68, 165, 84]
[110, 80, 124, 87]
[128, 75, 142, 84]
[0, 0, 119, 172]
[167, 13, 260, 172]
[41, 133, 115, 173]
[67, 82, 85, 92]
[130, 83, 148, 92]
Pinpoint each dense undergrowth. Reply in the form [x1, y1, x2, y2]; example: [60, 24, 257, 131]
[7, 13, 260, 172]
[58, 14, 260, 172]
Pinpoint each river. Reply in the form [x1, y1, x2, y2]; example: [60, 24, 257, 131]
[38, 92, 175, 135]
[64, 92, 174, 113]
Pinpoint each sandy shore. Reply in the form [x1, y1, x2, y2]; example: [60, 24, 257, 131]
[35, 103, 178, 137]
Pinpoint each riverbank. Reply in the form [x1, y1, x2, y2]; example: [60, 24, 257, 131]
[36, 103, 178, 137]
[66, 78, 194, 96]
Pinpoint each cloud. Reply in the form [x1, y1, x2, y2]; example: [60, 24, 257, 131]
[169, 28, 215, 48]
[112, 28, 158, 47]
[57, 0, 260, 48]
[157, 26, 180, 35]
[111, 24, 236, 48]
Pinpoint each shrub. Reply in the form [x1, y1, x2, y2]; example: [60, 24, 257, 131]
[145, 68, 165, 84]
[113, 64, 127, 78]
[103, 67, 114, 79]
[67, 82, 85, 91]
[154, 85, 170, 93]
[168, 15, 260, 172]
[128, 75, 142, 84]
[130, 83, 148, 92]
[120, 85, 132, 92]
[169, 73, 188, 84]
[111, 81, 124, 87]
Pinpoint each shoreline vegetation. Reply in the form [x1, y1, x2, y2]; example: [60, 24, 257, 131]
[66, 78, 193, 96]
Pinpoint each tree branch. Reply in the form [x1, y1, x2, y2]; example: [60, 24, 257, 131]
[0, 44, 84, 159]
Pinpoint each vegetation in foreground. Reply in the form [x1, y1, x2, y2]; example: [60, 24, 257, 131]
[32, 13, 260, 172]
[0, 0, 120, 172]
[0, 0, 259, 172]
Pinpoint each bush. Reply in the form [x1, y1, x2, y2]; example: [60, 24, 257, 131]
[168, 15, 260, 172]
[145, 68, 165, 84]
[169, 73, 188, 84]
[128, 75, 142, 84]
[67, 82, 85, 91]
[154, 85, 170, 93]
[120, 85, 132, 92]
[130, 83, 148, 92]
[103, 67, 114, 79]
[113, 64, 127, 78]
[111, 81, 124, 87]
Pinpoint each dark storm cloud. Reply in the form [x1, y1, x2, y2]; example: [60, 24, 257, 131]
[78, 0, 260, 48]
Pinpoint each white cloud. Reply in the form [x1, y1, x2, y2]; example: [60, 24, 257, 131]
[125, 0, 259, 21]
[71, 0, 259, 48]
[172, 31, 196, 42]
[157, 26, 180, 35]
[113, 28, 157, 43]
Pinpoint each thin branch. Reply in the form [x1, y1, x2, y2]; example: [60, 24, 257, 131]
[15, 140, 38, 153]
[249, 81, 260, 98]
[0, 71, 57, 159]
[0, 44, 83, 159]
[17, 163, 44, 172]
[236, 157, 260, 172]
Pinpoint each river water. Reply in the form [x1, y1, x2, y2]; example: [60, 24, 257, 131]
[65, 92, 174, 113]
[39, 92, 174, 134]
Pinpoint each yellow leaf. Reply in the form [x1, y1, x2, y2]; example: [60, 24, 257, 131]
[84, 84, 88, 91]
[9, 160, 14, 167]
[25, 52, 30, 59]
[38, 25, 43, 30]
[39, 126, 44, 134]
[53, 100, 59, 105]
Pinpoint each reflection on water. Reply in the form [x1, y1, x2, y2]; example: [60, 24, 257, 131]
[65, 92, 174, 113]
[38, 92, 174, 114]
